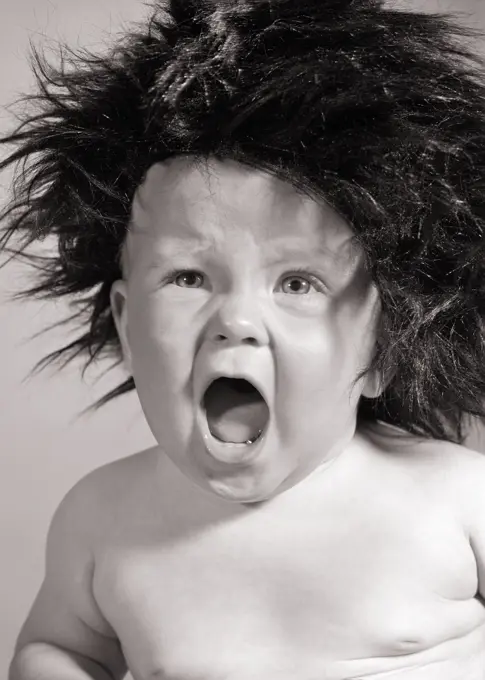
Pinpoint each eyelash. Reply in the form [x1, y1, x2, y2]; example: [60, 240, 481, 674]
[163, 269, 204, 287]
[163, 267, 326, 293]
[285, 267, 327, 293]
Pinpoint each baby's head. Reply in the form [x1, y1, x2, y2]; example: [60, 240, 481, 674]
[113, 155, 382, 500]
[2, 0, 485, 502]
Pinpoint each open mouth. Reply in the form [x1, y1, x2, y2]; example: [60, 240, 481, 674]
[202, 377, 269, 445]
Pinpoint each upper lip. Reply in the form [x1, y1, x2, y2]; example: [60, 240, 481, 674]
[199, 370, 269, 409]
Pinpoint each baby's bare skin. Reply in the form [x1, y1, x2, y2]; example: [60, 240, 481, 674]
[17, 422, 485, 680]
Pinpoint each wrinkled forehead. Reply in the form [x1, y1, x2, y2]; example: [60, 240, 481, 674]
[123, 156, 363, 274]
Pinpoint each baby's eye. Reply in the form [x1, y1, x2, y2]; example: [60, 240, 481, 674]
[170, 270, 204, 288]
[279, 272, 325, 295]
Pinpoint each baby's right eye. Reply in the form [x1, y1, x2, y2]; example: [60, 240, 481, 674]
[167, 270, 205, 288]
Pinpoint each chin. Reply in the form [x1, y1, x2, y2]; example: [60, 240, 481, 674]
[195, 453, 291, 506]
[204, 477, 277, 504]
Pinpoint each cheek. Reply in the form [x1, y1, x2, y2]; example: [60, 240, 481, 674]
[280, 311, 350, 370]
[276, 305, 376, 400]
[273, 329, 346, 432]
[127, 294, 196, 389]
[126, 297, 199, 446]
[330, 284, 381, 364]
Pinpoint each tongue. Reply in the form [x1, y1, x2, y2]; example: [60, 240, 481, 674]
[203, 378, 269, 444]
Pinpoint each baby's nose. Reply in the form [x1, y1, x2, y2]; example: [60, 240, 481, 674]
[208, 294, 269, 347]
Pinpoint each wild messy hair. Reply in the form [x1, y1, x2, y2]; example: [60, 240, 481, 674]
[1, 0, 485, 444]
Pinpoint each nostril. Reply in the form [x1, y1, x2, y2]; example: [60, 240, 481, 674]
[213, 333, 259, 345]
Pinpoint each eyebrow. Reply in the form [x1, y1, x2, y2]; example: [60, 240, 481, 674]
[265, 236, 360, 264]
[151, 234, 358, 258]
[147, 240, 216, 267]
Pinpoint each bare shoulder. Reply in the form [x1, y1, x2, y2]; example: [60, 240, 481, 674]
[77, 445, 160, 498]
[441, 438, 485, 533]
[388, 429, 485, 535]
[363, 419, 484, 466]
[361, 420, 485, 508]
[13, 447, 160, 674]
[62, 445, 160, 537]
[436, 435, 485, 594]
[422, 433, 485, 491]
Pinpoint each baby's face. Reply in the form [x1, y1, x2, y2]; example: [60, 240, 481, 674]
[111, 156, 382, 503]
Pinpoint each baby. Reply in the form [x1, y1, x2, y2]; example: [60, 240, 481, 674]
[4, 0, 485, 678]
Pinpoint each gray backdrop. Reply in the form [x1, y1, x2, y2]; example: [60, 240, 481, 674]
[1, 0, 485, 676]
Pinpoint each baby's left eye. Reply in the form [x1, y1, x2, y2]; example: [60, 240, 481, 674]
[279, 273, 324, 295]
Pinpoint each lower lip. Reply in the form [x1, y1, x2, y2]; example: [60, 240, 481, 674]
[198, 411, 268, 466]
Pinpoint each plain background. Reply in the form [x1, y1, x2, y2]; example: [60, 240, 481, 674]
[1, 0, 485, 677]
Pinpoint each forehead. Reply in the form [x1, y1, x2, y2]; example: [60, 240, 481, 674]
[126, 156, 360, 267]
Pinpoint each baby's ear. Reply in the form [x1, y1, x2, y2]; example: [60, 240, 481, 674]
[361, 366, 393, 399]
[110, 280, 133, 375]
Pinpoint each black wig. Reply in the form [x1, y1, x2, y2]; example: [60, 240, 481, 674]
[2, 0, 485, 444]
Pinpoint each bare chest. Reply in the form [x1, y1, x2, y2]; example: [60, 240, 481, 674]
[93, 485, 483, 680]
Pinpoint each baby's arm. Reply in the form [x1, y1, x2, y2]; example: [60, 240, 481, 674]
[9, 472, 127, 680]
[459, 451, 485, 605]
